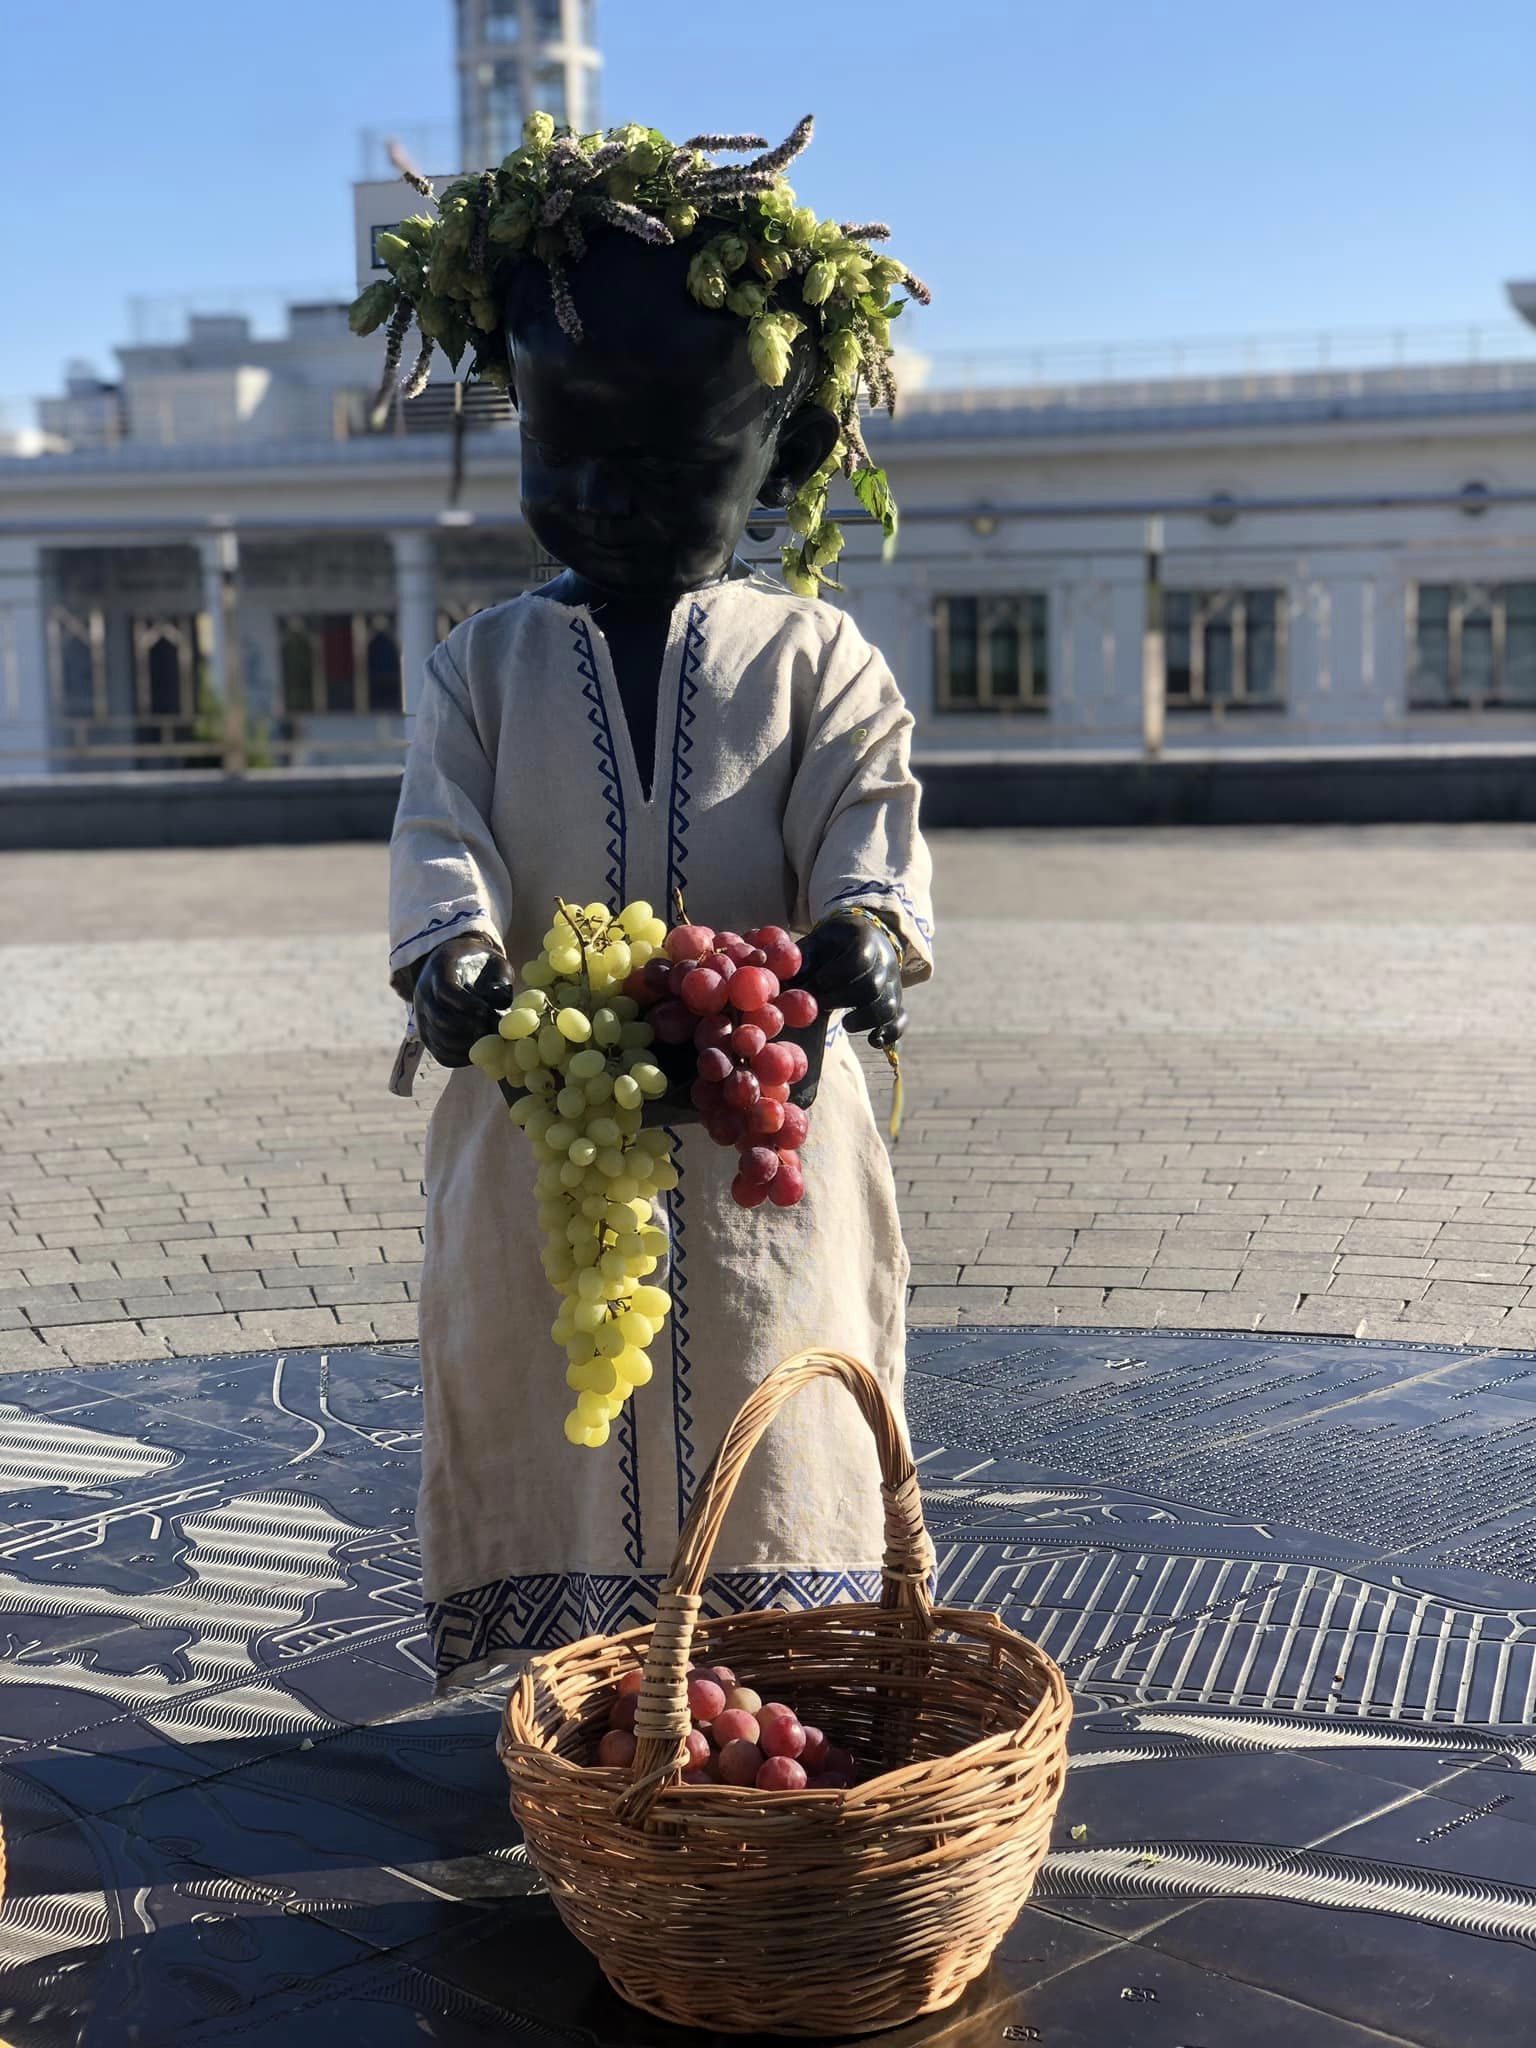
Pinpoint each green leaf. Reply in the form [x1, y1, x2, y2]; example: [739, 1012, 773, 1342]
[853, 466, 900, 560]
[348, 280, 397, 336]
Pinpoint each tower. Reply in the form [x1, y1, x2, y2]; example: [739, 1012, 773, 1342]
[456, 0, 602, 170]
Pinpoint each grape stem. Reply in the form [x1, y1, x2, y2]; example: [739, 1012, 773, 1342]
[554, 896, 591, 995]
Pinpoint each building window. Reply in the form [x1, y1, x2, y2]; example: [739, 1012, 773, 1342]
[484, 0, 521, 39]
[933, 594, 1048, 712]
[132, 616, 204, 722]
[534, 61, 567, 122]
[47, 604, 108, 722]
[279, 613, 401, 716]
[1164, 588, 1284, 709]
[1411, 583, 1536, 708]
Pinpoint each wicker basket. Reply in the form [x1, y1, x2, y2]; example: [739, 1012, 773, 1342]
[499, 1348, 1072, 2037]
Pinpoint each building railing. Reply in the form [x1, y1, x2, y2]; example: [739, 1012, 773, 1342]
[908, 320, 1536, 407]
[7, 319, 1536, 459]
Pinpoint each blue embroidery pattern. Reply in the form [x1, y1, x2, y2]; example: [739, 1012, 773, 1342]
[824, 877, 935, 949]
[388, 905, 483, 964]
[427, 1565, 886, 1677]
[571, 616, 627, 907]
[662, 603, 707, 1533]
[571, 615, 642, 1566]
[664, 601, 707, 912]
[663, 1163, 697, 1528]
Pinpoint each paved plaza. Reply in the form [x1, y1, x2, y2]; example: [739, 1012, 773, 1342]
[3, 825, 1536, 1369]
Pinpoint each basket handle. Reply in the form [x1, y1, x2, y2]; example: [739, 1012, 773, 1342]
[619, 1348, 935, 1824]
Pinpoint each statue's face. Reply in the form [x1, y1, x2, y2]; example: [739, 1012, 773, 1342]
[506, 235, 830, 599]
[512, 329, 784, 598]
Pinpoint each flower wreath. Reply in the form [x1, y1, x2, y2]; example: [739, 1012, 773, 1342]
[349, 112, 930, 596]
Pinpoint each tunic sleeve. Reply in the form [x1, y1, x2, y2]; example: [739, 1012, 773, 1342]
[782, 615, 935, 985]
[388, 639, 513, 990]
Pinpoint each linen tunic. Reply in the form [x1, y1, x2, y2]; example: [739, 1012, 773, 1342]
[388, 572, 935, 1687]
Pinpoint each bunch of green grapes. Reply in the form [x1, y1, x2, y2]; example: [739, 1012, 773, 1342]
[468, 898, 679, 1449]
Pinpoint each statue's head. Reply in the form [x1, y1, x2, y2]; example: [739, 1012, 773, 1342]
[505, 234, 837, 598]
[353, 116, 928, 598]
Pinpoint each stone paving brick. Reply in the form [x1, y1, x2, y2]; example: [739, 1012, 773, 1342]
[51, 1321, 170, 1363]
[1335, 1254, 1435, 1278]
[201, 1246, 283, 1273]
[1045, 1265, 1145, 1288]
[214, 1285, 317, 1313]
[310, 1279, 411, 1307]
[1429, 1258, 1532, 1285]
[1323, 1275, 1428, 1303]
[1263, 1302, 1369, 1336]
[138, 1313, 274, 1355]
[1103, 1288, 1208, 1322]
[909, 1286, 1007, 1313]
[23, 1300, 136, 1328]
[334, 1228, 422, 1260]
[1147, 1263, 1243, 1291]
[122, 1290, 223, 1319]
[1422, 1278, 1529, 1310]
[1002, 1286, 1108, 1318]
[367, 1302, 420, 1340]
[233, 1307, 353, 1345]
[75, 1273, 170, 1300]
[110, 1252, 215, 1280]
[0, 1329, 53, 1368]
[1433, 1221, 1534, 1247]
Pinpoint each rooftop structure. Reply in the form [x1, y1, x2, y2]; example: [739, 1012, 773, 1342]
[456, 0, 600, 169]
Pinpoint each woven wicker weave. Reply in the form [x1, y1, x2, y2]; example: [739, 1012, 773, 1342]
[500, 1348, 1072, 2037]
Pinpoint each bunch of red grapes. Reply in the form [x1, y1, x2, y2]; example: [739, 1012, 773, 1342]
[595, 1661, 860, 1792]
[623, 920, 820, 1209]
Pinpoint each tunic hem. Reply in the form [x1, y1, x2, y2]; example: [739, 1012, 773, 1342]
[426, 1562, 887, 1688]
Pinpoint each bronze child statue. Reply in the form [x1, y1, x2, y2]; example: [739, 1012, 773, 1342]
[364, 113, 936, 1685]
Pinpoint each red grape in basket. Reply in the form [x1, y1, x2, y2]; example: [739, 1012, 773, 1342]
[724, 1685, 762, 1714]
[761, 1713, 807, 1759]
[712, 1707, 762, 1748]
[717, 1738, 764, 1786]
[756, 1756, 808, 1792]
[687, 1674, 727, 1723]
[684, 1728, 713, 1770]
[598, 1729, 637, 1768]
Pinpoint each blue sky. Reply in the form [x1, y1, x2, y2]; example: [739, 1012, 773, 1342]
[5, 0, 1533, 401]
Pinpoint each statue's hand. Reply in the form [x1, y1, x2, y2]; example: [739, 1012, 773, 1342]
[410, 936, 514, 1067]
[796, 913, 907, 1050]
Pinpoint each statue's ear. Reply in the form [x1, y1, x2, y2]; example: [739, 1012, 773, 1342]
[759, 404, 839, 507]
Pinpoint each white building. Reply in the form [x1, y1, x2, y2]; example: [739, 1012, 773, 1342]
[3, 288, 1535, 781]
